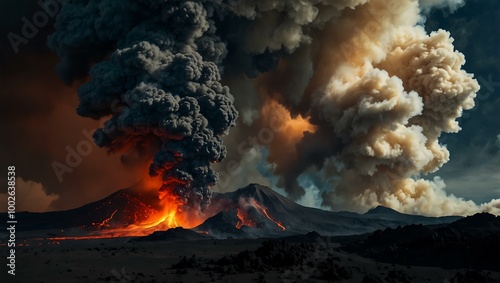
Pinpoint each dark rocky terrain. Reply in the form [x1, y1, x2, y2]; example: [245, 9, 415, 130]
[342, 213, 500, 271]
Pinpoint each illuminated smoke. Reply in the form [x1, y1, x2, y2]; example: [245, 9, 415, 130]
[223, 0, 498, 216]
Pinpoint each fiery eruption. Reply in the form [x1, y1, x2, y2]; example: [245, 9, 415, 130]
[123, 177, 209, 233]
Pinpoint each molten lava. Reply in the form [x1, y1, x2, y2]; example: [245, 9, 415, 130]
[92, 209, 118, 230]
[251, 199, 286, 231]
[123, 178, 208, 233]
[236, 208, 258, 229]
[58, 177, 211, 240]
[139, 187, 202, 230]
[235, 198, 286, 231]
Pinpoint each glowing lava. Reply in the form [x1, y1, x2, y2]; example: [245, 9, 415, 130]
[251, 199, 286, 231]
[140, 188, 194, 230]
[92, 209, 118, 230]
[236, 208, 258, 229]
[127, 178, 207, 232]
[235, 198, 286, 231]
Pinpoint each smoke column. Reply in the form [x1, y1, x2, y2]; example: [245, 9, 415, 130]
[50, 0, 500, 216]
[49, 0, 239, 209]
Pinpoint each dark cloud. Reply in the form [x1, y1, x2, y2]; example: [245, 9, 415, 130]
[424, 0, 500, 203]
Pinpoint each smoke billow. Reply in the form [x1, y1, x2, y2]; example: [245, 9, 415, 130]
[50, 0, 499, 216]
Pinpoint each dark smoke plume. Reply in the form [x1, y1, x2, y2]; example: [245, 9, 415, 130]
[49, 0, 238, 208]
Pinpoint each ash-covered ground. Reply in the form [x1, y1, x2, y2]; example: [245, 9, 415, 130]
[3, 225, 500, 283]
[1, 185, 500, 282]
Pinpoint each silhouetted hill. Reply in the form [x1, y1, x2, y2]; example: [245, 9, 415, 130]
[131, 227, 210, 242]
[342, 213, 500, 271]
[0, 189, 153, 231]
[364, 205, 461, 224]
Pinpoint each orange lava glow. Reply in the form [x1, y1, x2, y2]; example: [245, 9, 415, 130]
[41, 176, 287, 242]
[92, 209, 118, 230]
[139, 188, 202, 231]
[122, 178, 207, 233]
[236, 208, 258, 229]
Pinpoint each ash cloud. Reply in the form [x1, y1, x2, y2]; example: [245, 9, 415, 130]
[49, 0, 499, 216]
[49, 0, 238, 209]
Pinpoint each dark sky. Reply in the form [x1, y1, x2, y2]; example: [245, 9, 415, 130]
[0, 0, 498, 211]
[425, 0, 500, 203]
[0, 0, 143, 212]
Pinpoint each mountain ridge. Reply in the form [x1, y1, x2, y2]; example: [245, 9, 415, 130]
[0, 184, 462, 237]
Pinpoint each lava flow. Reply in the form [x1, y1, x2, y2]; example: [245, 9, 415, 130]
[91, 209, 118, 230]
[119, 178, 209, 235]
[236, 208, 258, 229]
[236, 198, 286, 231]
[251, 199, 286, 231]
[53, 178, 211, 240]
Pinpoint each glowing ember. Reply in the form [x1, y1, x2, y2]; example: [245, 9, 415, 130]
[92, 209, 118, 230]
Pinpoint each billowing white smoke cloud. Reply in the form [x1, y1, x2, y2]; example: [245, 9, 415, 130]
[219, 0, 499, 216]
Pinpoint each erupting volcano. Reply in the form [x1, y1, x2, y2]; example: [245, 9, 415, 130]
[44, 0, 499, 241]
[88, 184, 290, 238]
[4, 0, 500, 282]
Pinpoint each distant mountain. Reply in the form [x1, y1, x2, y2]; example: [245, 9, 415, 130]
[364, 205, 461, 224]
